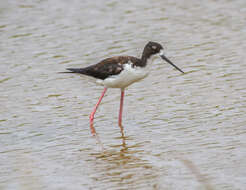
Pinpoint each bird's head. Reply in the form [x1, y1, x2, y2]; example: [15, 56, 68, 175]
[145, 41, 164, 55]
[143, 41, 184, 74]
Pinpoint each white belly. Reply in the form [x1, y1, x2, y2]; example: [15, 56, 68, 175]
[96, 64, 149, 89]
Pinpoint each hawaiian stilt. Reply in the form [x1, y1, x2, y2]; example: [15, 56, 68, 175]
[61, 41, 184, 135]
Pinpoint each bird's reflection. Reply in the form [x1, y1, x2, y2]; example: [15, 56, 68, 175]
[119, 123, 126, 148]
[90, 122, 126, 151]
[86, 124, 160, 189]
[90, 122, 104, 151]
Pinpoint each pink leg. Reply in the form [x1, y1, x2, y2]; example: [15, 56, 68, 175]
[118, 89, 125, 127]
[90, 88, 107, 129]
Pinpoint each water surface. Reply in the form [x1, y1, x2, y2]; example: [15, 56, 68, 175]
[1, 0, 246, 189]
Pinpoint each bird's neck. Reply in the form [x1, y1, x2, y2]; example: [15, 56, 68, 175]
[141, 49, 152, 67]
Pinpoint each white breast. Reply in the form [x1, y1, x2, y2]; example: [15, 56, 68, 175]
[96, 63, 149, 89]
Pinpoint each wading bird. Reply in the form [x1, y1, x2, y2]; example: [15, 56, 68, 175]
[62, 41, 184, 134]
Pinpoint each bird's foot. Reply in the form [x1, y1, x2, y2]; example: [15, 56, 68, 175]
[90, 122, 96, 136]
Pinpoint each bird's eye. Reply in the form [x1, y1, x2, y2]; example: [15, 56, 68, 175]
[152, 46, 157, 50]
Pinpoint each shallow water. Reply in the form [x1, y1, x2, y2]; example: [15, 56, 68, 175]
[1, 0, 246, 189]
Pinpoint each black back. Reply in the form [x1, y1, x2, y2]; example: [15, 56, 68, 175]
[65, 41, 163, 80]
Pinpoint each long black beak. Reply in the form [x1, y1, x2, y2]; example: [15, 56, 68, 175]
[160, 54, 184, 74]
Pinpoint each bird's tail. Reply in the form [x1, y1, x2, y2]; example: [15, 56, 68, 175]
[58, 68, 85, 74]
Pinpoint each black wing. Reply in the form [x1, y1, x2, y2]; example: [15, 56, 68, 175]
[65, 56, 141, 80]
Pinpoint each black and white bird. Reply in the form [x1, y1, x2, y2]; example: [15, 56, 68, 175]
[62, 41, 184, 134]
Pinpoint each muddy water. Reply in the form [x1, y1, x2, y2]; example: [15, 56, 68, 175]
[1, 0, 246, 189]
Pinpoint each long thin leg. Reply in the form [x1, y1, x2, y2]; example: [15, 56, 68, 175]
[118, 89, 124, 128]
[90, 88, 107, 128]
